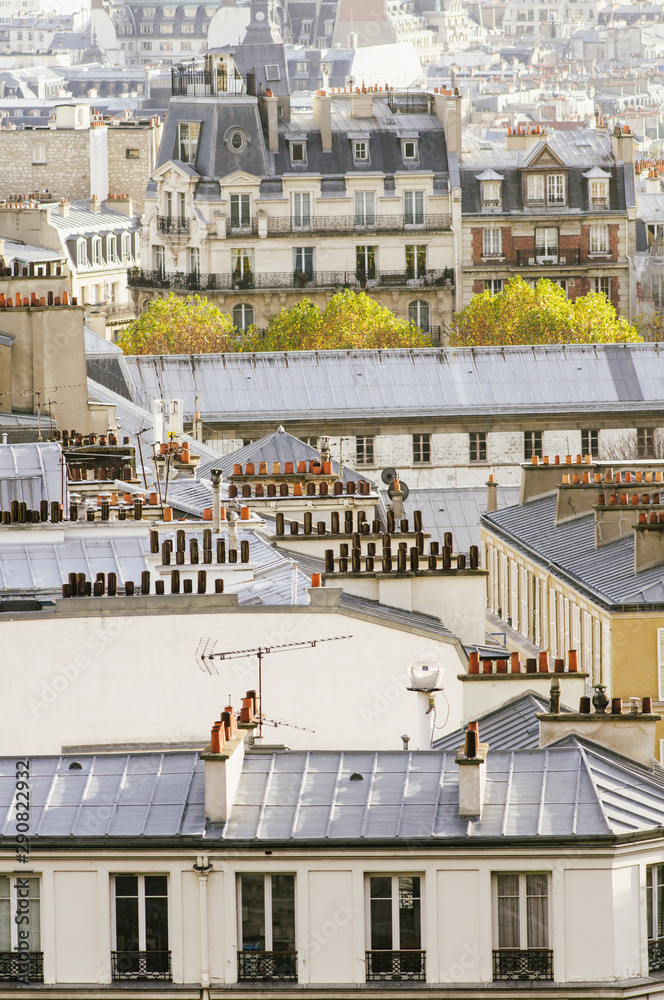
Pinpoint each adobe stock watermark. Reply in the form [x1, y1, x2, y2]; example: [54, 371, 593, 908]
[301, 898, 361, 957]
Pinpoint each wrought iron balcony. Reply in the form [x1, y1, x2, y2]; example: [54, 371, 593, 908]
[266, 213, 452, 236]
[128, 267, 455, 292]
[515, 248, 581, 266]
[171, 65, 245, 97]
[649, 937, 664, 972]
[157, 216, 190, 235]
[111, 950, 172, 981]
[492, 949, 554, 981]
[0, 951, 43, 982]
[237, 950, 297, 981]
[365, 950, 426, 982]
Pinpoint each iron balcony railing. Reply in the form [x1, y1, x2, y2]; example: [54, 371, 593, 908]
[111, 950, 172, 981]
[171, 65, 245, 97]
[515, 248, 582, 266]
[365, 950, 426, 982]
[0, 951, 43, 982]
[649, 937, 664, 972]
[128, 267, 455, 292]
[237, 950, 297, 981]
[157, 216, 190, 235]
[492, 949, 554, 981]
[265, 213, 452, 235]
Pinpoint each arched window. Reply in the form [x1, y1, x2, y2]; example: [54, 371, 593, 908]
[408, 299, 430, 332]
[233, 303, 254, 332]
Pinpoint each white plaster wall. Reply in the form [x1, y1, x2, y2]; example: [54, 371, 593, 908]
[612, 865, 642, 980]
[53, 871, 99, 983]
[436, 870, 483, 983]
[306, 870, 357, 983]
[564, 868, 615, 980]
[461, 674, 587, 724]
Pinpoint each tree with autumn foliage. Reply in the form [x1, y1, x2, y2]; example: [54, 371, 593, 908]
[118, 294, 241, 355]
[451, 277, 640, 346]
[243, 290, 431, 351]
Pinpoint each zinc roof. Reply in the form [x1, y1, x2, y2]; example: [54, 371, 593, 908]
[434, 692, 553, 752]
[0, 442, 62, 508]
[402, 486, 520, 552]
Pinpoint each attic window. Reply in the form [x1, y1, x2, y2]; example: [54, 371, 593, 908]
[353, 140, 369, 163]
[266, 64, 281, 81]
[231, 132, 244, 150]
[290, 141, 307, 166]
[402, 139, 418, 161]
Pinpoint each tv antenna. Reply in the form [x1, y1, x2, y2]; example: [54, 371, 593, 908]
[195, 636, 352, 736]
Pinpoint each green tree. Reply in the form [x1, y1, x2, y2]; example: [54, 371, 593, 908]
[451, 277, 640, 347]
[118, 293, 242, 355]
[243, 290, 431, 351]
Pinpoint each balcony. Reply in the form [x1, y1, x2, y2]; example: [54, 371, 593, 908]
[492, 949, 554, 981]
[366, 950, 426, 982]
[516, 248, 581, 266]
[649, 937, 664, 972]
[111, 950, 172, 981]
[0, 951, 43, 983]
[266, 213, 452, 236]
[237, 951, 297, 981]
[157, 216, 190, 235]
[128, 268, 455, 292]
[171, 64, 245, 97]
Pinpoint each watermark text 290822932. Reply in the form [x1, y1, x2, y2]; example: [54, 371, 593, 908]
[15, 759, 30, 864]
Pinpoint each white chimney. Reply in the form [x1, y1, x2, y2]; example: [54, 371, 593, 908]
[210, 469, 222, 533]
[456, 725, 488, 819]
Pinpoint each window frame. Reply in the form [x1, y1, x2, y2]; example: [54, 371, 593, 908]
[524, 430, 543, 460]
[405, 244, 427, 279]
[365, 874, 422, 952]
[356, 245, 377, 281]
[481, 180, 502, 210]
[91, 236, 103, 268]
[353, 140, 369, 163]
[291, 192, 311, 229]
[408, 299, 430, 332]
[589, 224, 609, 255]
[111, 874, 169, 955]
[0, 875, 41, 952]
[354, 191, 376, 226]
[581, 429, 599, 457]
[402, 139, 418, 162]
[177, 121, 200, 165]
[76, 237, 88, 268]
[232, 302, 255, 332]
[469, 431, 487, 463]
[638, 427, 656, 459]
[121, 232, 132, 263]
[31, 141, 45, 165]
[230, 193, 251, 228]
[482, 228, 502, 257]
[412, 433, 431, 465]
[293, 246, 314, 278]
[403, 190, 425, 226]
[356, 435, 375, 466]
[492, 872, 550, 951]
[290, 141, 307, 166]
[236, 873, 296, 953]
[106, 235, 117, 264]
[589, 178, 609, 208]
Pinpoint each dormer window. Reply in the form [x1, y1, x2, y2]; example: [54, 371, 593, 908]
[477, 170, 504, 211]
[525, 172, 566, 207]
[290, 141, 307, 166]
[76, 238, 87, 267]
[547, 173, 565, 204]
[402, 138, 418, 162]
[583, 166, 611, 208]
[178, 122, 200, 165]
[353, 140, 369, 163]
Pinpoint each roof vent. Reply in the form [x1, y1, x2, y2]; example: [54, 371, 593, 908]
[349, 772, 363, 781]
[68, 761, 83, 770]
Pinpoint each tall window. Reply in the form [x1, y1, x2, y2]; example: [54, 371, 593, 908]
[178, 192, 186, 219]
[546, 174, 565, 204]
[121, 232, 132, 263]
[76, 238, 88, 267]
[178, 122, 200, 164]
[0, 875, 40, 953]
[484, 279, 503, 294]
[293, 247, 314, 279]
[31, 141, 45, 164]
[535, 227, 558, 260]
[481, 180, 502, 209]
[526, 175, 544, 204]
[366, 876, 423, 981]
[237, 874, 296, 981]
[408, 300, 430, 332]
[524, 430, 542, 460]
[594, 276, 610, 297]
[230, 193, 251, 229]
[405, 244, 426, 279]
[469, 431, 487, 463]
[292, 193, 311, 229]
[165, 191, 173, 218]
[413, 433, 430, 464]
[113, 875, 170, 981]
[403, 191, 424, 226]
[91, 237, 103, 267]
[354, 191, 375, 226]
[233, 303, 255, 332]
[493, 873, 551, 981]
[638, 427, 655, 458]
[581, 429, 598, 456]
[482, 228, 502, 256]
[232, 249, 253, 287]
[356, 435, 374, 465]
[647, 865, 664, 971]
[154, 245, 165, 275]
[589, 179, 608, 207]
[356, 245, 377, 281]
[106, 235, 117, 263]
[590, 225, 609, 254]
[189, 247, 200, 275]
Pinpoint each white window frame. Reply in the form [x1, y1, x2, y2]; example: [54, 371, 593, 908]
[589, 179, 608, 207]
[0, 875, 40, 951]
[236, 873, 296, 952]
[526, 174, 544, 204]
[31, 141, 45, 164]
[408, 299, 430, 331]
[402, 139, 418, 161]
[189, 246, 200, 274]
[492, 872, 550, 951]
[365, 875, 423, 951]
[291, 192, 311, 229]
[106, 235, 117, 264]
[232, 302, 255, 332]
[111, 874, 169, 953]
[482, 181, 501, 209]
[76, 238, 88, 268]
[356, 435, 375, 466]
[594, 276, 610, 297]
[404, 190, 425, 226]
[290, 141, 307, 166]
[121, 232, 132, 263]
[293, 246, 314, 276]
[91, 236, 103, 267]
[482, 228, 502, 257]
[178, 122, 200, 165]
[353, 140, 369, 163]
[546, 173, 565, 205]
[589, 224, 609, 255]
[354, 191, 376, 226]
[230, 193, 251, 228]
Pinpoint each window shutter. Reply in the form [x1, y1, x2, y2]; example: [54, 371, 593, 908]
[510, 561, 519, 631]
[520, 567, 528, 637]
[541, 581, 548, 649]
[572, 604, 581, 658]
[534, 580, 540, 648]
[593, 618, 601, 686]
[657, 629, 664, 702]
[602, 620, 612, 694]
[549, 589, 557, 657]
[563, 597, 570, 654]
[492, 548, 499, 612]
[583, 612, 592, 674]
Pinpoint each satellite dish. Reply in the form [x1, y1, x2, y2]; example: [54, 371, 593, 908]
[381, 467, 397, 486]
[388, 480, 409, 500]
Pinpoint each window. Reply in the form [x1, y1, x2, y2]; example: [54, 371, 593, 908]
[294, 247, 314, 280]
[230, 193, 251, 229]
[122, 232, 132, 263]
[237, 874, 296, 981]
[126, 147, 140, 158]
[232, 248, 253, 287]
[160, 41, 174, 50]
[526, 174, 544, 204]
[356, 245, 377, 281]
[403, 139, 418, 161]
[524, 430, 543, 460]
[154, 245, 165, 275]
[405, 244, 426, 279]
[413, 433, 431, 464]
[178, 122, 200, 164]
[233, 303, 255, 332]
[404, 191, 424, 226]
[266, 65, 281, 81]
[470, 431, 487, 463]
[535, 227, 558, 262]
[493, 873, 551, 981]
[354, 191, 375, 226]
[589, 179, 608, 207]
[179, 192, 186, 218]
[181, 41, 192, 49]
[140, 23, 153, 33]
[356, 435, 374, 466]
[292, 192, 311, 229]
[106, 235, 117, 263]
[546, 173, 565, 204]
[296, 61, 308, 73]
[290, 142, 306, 165]
[638, 428, 655, 459]
[113, 875, 170, 981]
[161, 22, 173, 32]
[581, 429, 598, 457]
[594, 276, 610, 297]
[408, 300, 430, 332]
[590, 224, 609, 254]
[31, 141, 45, 164]
[142, 40, 152, 49]
[76, 238, 88, 267]
[484, 279, 503, 294]
[0, 876, 41, 958]
[189, 247, 199, 274]
[482, 228, 502, 257]
[481, 181, 501, 209]
[353, 140, 368, 162]
[181, 22, 194, 31]
[648, 865, 664, 971]
[366, 876, 424, 982]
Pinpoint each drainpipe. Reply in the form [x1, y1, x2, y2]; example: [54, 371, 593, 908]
[193, 856, 212, 994]
[210, 469, 222, 533]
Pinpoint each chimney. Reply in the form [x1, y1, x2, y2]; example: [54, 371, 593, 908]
[313, 91, 332, 152]
[456, 723, 488, 819]
[634, 518, 664, 572]
[390, 478, 405, 519]
[319, 435, 331, 463]
[537, 695, 660, 768]
[610, 123, 634, 164]
[351, 90, 374, 119]
[202, 697, 259, 822]
[433, 90, 462, 163]
[486, 474, 497, 513]
[594, 491, 661, 548]
[210, 468, 222, 533]
[260, 91, 279, 153]
[91, 194, 101, 213]
[60, 198, 70, 218]
[505, 124, 546, 151]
